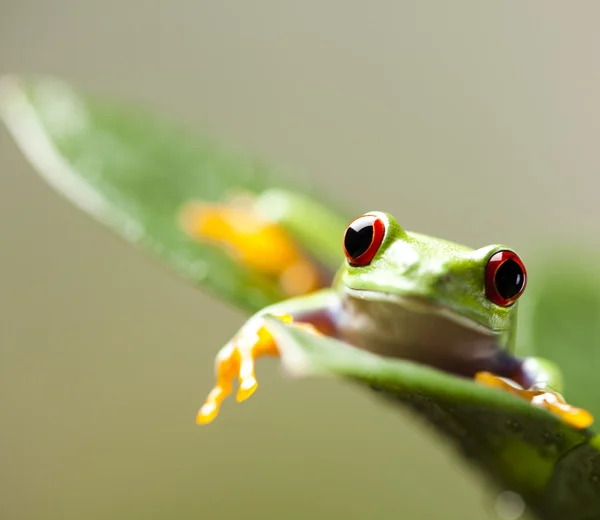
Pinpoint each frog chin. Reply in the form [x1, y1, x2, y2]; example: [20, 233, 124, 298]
[343, 287, 495, 336]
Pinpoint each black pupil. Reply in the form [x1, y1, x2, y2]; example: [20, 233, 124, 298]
[495, 259, 524, 300]
[344, 218, 375, 259]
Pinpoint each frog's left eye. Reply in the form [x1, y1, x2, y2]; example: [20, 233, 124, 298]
[343, 214, 386, 267]
[485, 250, 527, 307]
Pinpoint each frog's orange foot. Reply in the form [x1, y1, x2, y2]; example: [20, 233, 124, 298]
[475, 371, 593, 429]
[196, 314, 322, 425]
[180, 199, 322, 297]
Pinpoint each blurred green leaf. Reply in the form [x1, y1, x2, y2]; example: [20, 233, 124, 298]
[267, 317, 600, 520]
[522, 251, 600, 426]
[0, 75, 346, 313]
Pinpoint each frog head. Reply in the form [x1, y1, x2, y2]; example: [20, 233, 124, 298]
[336, 212, 527, 334]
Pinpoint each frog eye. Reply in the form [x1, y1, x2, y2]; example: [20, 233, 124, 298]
[485, 250, 527, 307]
[343, 214, 386, 267]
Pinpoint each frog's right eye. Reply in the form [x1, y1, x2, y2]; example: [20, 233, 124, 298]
[484, 250, 527, 307]
[343, 214, 386, 267]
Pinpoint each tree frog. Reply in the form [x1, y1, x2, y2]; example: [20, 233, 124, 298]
[192, 206, 592, 429]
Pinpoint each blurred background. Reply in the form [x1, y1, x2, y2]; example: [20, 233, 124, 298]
[2, 2, 600, 519]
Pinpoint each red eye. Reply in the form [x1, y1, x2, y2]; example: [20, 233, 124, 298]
[343, 214, 386, 267]
[485, 250, 527, 307]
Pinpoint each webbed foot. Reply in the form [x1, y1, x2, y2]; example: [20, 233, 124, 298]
[180, 197, 321, 296]
[197, 314, 321, 424]
[475, 371, 593, 429]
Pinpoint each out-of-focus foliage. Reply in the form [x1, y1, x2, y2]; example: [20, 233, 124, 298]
[0, 75, 345, 313]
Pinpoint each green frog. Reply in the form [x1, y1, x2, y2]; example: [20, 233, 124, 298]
[190, 205, 591, 429]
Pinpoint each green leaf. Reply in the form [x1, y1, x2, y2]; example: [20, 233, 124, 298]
[521, 251, 600, 427]
[266, 317, 600, 520]
[0, 75, 346, 313]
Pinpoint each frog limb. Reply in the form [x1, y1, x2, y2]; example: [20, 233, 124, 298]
[475, 357, 593, 429]
[253, 188, 347, 268]
[197, 290, 340, 424]
[516, 356, 564, 393]
[180, 195, 327, 296]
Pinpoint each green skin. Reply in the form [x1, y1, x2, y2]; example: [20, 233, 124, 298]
[245, 206, 562, 392]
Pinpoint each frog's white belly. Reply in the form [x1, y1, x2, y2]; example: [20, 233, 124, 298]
[335, 291, 507, 377]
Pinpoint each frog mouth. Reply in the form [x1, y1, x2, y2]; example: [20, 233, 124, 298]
[344, 287, 495, 336]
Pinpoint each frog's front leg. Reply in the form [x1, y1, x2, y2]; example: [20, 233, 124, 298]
[197, 290, 340, 424]
[476, 357, 593, 429]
